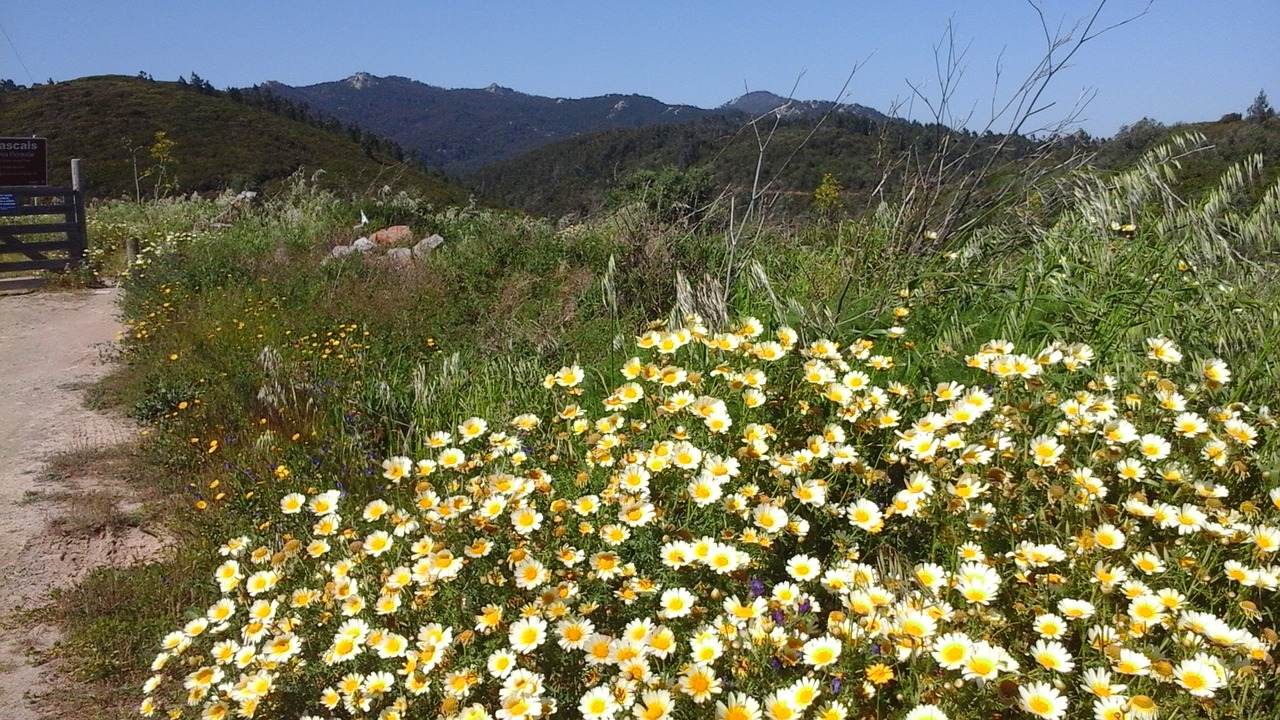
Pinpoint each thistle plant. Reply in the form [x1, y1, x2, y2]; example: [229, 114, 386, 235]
[140, 305, 1277, 720]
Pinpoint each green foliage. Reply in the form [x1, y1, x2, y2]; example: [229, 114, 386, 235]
[469, 107, 1280, 228]
[1247, 89, 1275, 123]
[612, 165, 715, 226]
[261, 75, 733, 174]
[55, 556, 217, 684]
[0, 76, 472, 202]
[466, 113, 1041, 219]
[139, 130, 180, 198]
[812, 172, 844, 219]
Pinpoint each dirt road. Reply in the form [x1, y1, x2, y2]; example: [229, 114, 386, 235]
[0, 288, 159, 718]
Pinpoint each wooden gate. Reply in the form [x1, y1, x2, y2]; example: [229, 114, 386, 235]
[0, 181, 87, 288]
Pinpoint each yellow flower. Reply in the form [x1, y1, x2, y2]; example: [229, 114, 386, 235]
[865, 663, 895, 685]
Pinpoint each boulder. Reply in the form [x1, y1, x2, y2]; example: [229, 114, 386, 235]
[323, 244, 356, 264]
[385, 247, 414, 266]
[369, 225, 413, 246]
[352, 237, 376, 253]
[412, 234, 445, 258]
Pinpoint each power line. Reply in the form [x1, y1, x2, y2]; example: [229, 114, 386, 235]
[0, 20, 36, 85]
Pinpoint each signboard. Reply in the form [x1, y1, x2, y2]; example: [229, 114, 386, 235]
[0, 137, 48, 186]
[0, 193, 15, 211]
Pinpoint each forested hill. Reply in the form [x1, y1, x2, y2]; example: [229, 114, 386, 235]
[461, 113, 1040, 219]
[259, 73, 729, 174]
[256, 74, 891, 174]
[0, 75, 472, 203]
[463, 111, 1280, 220]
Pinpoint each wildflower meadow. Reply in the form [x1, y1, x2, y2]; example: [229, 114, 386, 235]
[136, 315, 1278, 720]
[61, 136, 1279, 720]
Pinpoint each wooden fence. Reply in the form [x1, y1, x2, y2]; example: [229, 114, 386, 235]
[0, 184, 87, 275]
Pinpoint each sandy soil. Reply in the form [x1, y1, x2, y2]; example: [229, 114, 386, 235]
[0, 287, 164, 719]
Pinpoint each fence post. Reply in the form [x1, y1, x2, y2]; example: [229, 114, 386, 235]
[69, 159, 87, 264]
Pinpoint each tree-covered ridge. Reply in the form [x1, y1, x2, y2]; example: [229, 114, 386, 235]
[0, 75, 471, 203]
[462, 113, 1048, 219]
[465, 107, 1280, 221]
[257, 73, 740, 173]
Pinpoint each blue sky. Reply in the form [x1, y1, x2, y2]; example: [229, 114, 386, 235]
[1, 1, 1276, 137]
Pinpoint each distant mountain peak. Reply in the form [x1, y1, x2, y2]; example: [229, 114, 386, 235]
[727, 91, 793, 115]
[346, 72, 377, 90]
[724, 90, 887, 122]
[484, 83, 518, 95]
[723, 91, 793, 114]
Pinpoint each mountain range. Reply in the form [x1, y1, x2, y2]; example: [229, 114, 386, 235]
[258, 73, 887, 173]
[5, 73, 1271, 221]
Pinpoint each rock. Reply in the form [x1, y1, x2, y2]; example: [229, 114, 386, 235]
[352, 237, 376, 253]
[412, 234, 445, 258]
[203, 190, 260, 230]
[385, 248, 413, 266]
[322, 245, 356, 264]
[369, 225, 413, 246]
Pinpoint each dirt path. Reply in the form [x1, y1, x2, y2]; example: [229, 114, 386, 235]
[0, 288, 161, 719]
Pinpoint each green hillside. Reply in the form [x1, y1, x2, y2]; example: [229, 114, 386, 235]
[1096, 114, 1280, 200]
[0, 76, 472, 203]
[465, 110, 1280, 220]
[462, 113, 1043, 219]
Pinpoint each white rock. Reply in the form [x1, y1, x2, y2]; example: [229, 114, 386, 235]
[412, 234, 445, 258]
[323, 244, 356, 264]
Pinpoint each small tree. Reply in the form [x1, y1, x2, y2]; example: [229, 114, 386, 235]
[1247, 89, 1275, 122]
[144, 130, 179, 197]
[813, 172, 844, 221]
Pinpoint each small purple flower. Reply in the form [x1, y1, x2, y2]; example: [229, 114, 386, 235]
[749, 578, 766, 598]
[770, 658, 783, 670]
[831, 677, 842, 693]
[772, 609, 785, 624]
[798, 599, 812, 614]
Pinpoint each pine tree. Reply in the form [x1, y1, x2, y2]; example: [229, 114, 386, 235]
[1247, 90, 1275, 122]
